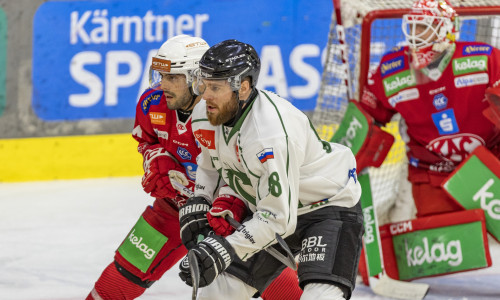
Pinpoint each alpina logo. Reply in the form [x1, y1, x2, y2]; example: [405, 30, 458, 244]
[405, 237, 463, 267]
[127, 229, 156, 260]
[149, 112, 166, 125]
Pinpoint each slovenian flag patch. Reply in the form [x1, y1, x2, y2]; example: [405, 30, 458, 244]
[257, 147, 274, 163]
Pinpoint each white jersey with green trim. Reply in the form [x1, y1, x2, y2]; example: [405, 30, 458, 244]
[191, 89, 361, 260]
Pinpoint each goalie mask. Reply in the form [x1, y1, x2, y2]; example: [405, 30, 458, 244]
[402, 0, 459, 69]
[192, 39, 261, 95]
[149, 35, 210, 89]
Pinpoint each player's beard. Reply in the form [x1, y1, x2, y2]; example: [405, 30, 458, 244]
[166, 90, 191, 110]
[207, 94, 239, 126]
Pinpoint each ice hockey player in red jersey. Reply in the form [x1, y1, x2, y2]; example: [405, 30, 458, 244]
[86, 34, 302, 300]
[359, 0, 500, 218]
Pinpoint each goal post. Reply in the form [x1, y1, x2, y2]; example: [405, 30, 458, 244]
[313, 0, 500, 225]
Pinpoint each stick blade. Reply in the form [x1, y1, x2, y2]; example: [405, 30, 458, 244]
[188, 250, 200, 300]
[371, 274, 429, 300]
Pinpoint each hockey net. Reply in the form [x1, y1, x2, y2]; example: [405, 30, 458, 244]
[312, 0, 500, 225]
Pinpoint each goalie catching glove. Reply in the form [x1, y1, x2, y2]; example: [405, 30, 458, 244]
[207, 194, 248, 237]
[140, 144, 189, 200]
[179, 196, 212, 250]
[179, 234, 235, 287]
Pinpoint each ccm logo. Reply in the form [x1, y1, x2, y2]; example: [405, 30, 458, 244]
[390, 221, 413, 235]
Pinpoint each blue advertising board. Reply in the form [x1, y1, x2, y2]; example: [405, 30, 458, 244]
[32, 0, 332, 121]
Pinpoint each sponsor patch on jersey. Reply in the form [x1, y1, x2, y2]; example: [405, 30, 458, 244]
[426, 133, 484, 163]
[431, 108, 459, 135]
[141, 90, 162, 115]
[177, 147, 192, 161]
[153, 128, 168, 140]
[409, 156, 419, 168]
[149, 112, 166, 125]
[433, 93, 448, 110]
[452, 56, 488, 76]
[193, 129, 215, 149]
[386, 46, 404, 54]
[380, 56, 405, 78]
[462, 44, 492, 56]
[388, 88, 419, 107]
[429, 86, 446, 95]
[256, 148, 274, 163]
[181, 162, 197, 180]
[454, 73, 489, 88]
[383, 70, 416, 97]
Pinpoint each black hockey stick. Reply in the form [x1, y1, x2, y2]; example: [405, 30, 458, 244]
[187, 250, 200, 300]
[225, 215, 297, 271]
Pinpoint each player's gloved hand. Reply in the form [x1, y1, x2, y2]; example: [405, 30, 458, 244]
[141, 144, 185, 199]
[207, 194, 248, 237]
[179, 196, 212, 249]
[178, 234, 235, 287]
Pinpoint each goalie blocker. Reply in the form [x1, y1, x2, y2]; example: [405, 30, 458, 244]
[330, 100, 394, 173]
[359, 208, 492, 284]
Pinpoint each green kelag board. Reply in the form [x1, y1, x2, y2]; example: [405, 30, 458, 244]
[0, 7, 6, 116]
[442, 147, 500, 241]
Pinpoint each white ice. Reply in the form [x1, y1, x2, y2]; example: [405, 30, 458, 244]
[1, 177, 499, 300]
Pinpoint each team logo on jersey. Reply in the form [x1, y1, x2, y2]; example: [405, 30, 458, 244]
[149, 112, 166, 125]
[433, 93, 448, 110]
[388, 88, 419, 107]
[380, 56, 405, 78]
[256, 148, 274, 163]
[452, 56, 488, 76]
[462, 44, 492, 56]
[193, 129, 216, 149]
[141, 91, 162, 115]
[426, 133, 484, 163]
[431, 109, 459, 135]
[382, 70, 416, 97]
[177, 147, 192, 161]
[454, 73, 489, 88]
[176, 121, 187, 135]
[181, 162, 197, 180]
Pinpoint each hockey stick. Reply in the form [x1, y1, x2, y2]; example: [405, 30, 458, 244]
[187, 250, 200, 300]
[359, 172, 429, 300]
[225, 215, 297, 271]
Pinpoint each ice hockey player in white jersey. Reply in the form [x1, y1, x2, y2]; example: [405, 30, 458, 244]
[177, 39, 364, 300]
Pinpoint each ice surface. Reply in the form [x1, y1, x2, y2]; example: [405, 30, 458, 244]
[1, 177, 499, 300]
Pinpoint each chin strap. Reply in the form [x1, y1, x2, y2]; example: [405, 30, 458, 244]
[223, 88, 258, 127]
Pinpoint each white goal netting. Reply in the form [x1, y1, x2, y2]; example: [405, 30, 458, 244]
[312, 0, 500, 225]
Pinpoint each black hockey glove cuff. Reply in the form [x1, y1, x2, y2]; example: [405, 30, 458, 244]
[179, 196, 212, 249]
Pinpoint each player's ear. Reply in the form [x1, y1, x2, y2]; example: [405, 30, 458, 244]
[239, 78, 251, 97]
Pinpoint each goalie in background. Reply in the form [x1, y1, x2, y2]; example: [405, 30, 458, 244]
[358, 0, 500, 218]
[86, 35, 302, 300]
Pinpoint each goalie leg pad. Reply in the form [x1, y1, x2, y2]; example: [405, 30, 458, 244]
[379, 209, 491, 281]
[114, 199, 187, 283]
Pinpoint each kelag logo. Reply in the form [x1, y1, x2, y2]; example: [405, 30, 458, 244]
[32, 0, 331, 121]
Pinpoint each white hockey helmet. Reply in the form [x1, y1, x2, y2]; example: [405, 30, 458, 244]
[402, 0, 459, 51]
[149, 35, 209, 88]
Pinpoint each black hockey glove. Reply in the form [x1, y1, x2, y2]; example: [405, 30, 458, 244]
[179, 234, 235, 287]
[179, 196, 212, 249]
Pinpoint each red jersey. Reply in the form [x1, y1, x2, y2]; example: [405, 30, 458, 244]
[132, 87, 200, 185]
[360, 42, 500, 176]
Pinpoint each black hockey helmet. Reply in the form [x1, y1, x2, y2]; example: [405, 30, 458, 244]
[196, 39, 260, 91]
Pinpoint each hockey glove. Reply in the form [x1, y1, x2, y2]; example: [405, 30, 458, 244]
[179, 196, 212, 250]
[141, 144, 185, 199]
[207, 194, 248, 237]
[178, 234, 235, 287]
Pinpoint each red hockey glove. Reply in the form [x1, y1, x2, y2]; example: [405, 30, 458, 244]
[207, 194, 248, 237]
[141, 144, 185, 199]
